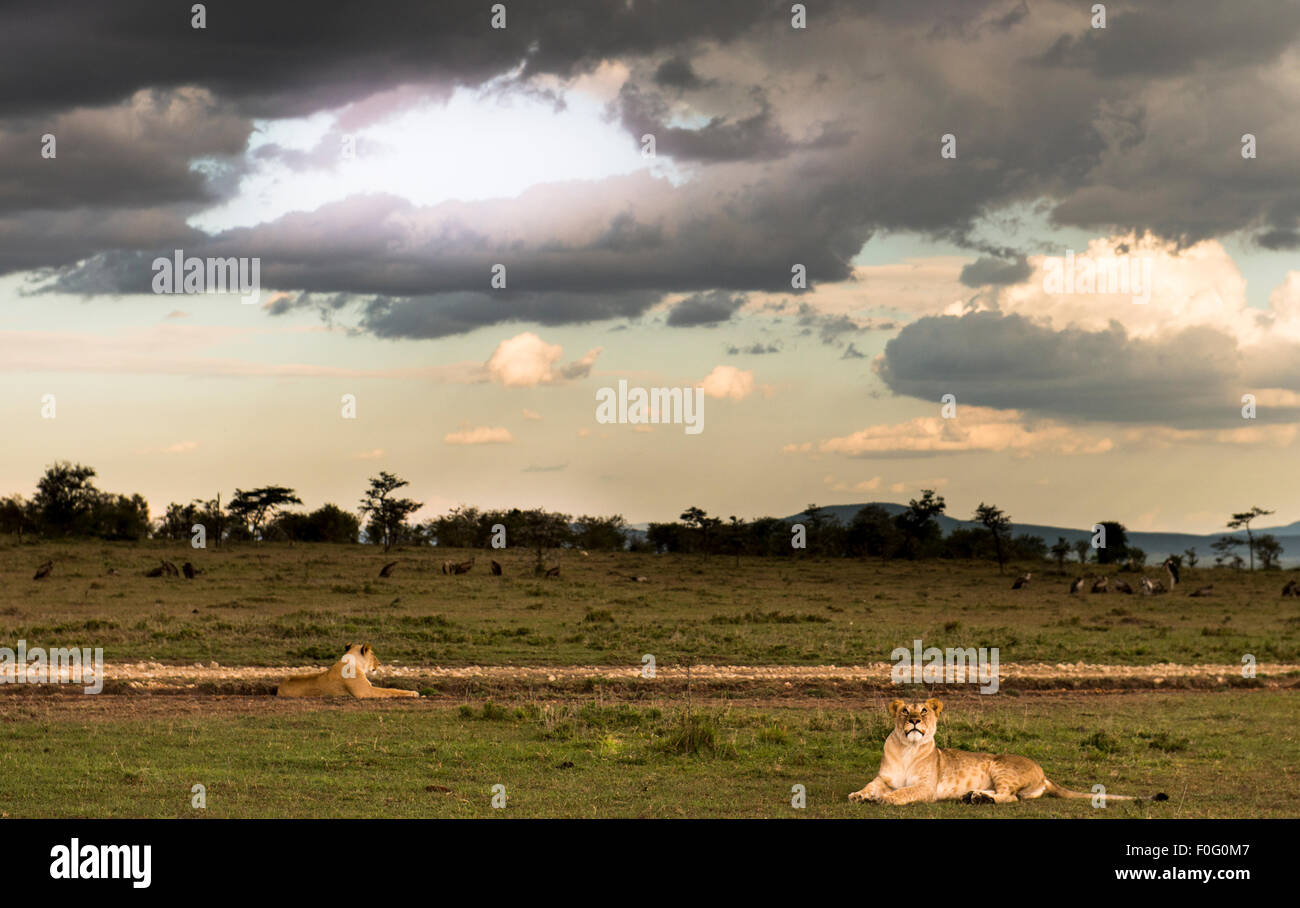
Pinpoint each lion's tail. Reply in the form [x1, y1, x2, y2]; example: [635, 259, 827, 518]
[1044, 779, 1168, 802]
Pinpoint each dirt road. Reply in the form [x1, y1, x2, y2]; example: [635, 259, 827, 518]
[3, 659, 1291, 695]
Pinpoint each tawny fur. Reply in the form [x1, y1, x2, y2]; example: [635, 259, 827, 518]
[849, 699, 1161, 806]
[276, 643, 418, 699]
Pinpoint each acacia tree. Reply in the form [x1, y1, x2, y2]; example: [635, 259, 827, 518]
[1050, 537, 1070, 573]
[1255, 534, 1283, 570]
[515, 508, 573, 571]
[894, 490, 945, 559]
[1211, 535, 1244, 569]
[1094, 521, 1130, 565]
[974, 503, 1012, 573]
[680, 506, 722, 555]
[358, 472, 423, 552]
[1073, 539, 1091, 564]
[1227, 506, 1274, 572]
[228, 486, 302, 541]
[32, 461, 100, 536]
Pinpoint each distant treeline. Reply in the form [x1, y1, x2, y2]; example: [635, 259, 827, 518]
[647, 497, 1048, 565]
[0, 463, 1282, 570]
[647, 506, 1045, 562]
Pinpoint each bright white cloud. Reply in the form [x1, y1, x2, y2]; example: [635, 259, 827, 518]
[485, 331, 602, 387]
[700, 364, 755, 400]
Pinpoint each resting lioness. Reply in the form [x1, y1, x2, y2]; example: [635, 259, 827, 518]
[276, 643, 419, 699]
[849, 699, 1167, 805]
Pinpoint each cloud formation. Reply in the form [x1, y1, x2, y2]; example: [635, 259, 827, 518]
[803, 406, 1112, 457]
[15, 0, 1300, 340]
[444, 426, 514, 445]
[485, 332, 602, 387]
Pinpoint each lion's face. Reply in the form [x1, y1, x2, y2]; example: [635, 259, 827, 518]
[889, 698, 943, 744]
[343, 642, 379, 673]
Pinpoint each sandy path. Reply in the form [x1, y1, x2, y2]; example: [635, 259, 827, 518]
[24, 659, 1295, 688]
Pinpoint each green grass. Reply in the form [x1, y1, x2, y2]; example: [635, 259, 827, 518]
[2, 540, 1297, 666]
[0, 691, 1294, 818]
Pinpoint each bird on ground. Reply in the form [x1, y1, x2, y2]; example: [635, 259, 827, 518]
[1283, 579, 1298, 597]
[182, 562, 197, 579]
[1069, 576, 1085, 594]
[33, 560, 53, 581]
[451, 558, 475, 575]
[1011, 572, 1032, 590]
[161, 560, 179, 577]
[1163, 557, 1180, 588]
[544, 565, 561, 578]
[1112, 579, 1134, 594]
[379, 561, 398, 578]
[490, 560, 502, 576]
[1091, 576, 1109, 593]
[1189, 584, 1214, 597]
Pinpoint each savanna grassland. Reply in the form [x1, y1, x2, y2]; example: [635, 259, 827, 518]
[1, 540, 1297, 818]
[1, 691, 1295, 818]
[1, 540, 1297, 666]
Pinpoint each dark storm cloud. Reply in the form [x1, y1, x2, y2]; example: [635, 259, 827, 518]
[1033, 0, 1300, 78]
[39, 175, 862, 302]
[875, 311, 1300, 426]
[654, 58, 708, 90]
[666, 291, 747, 327]
[617, 85, 799, 163]
[796, 304, 865, 345]
[959, 256, 1032, 287]
[10, 0, 1300, 339]
[0, 0, 805, 119]
[726, 341, 782, 355]
[359, 290, 660, 340]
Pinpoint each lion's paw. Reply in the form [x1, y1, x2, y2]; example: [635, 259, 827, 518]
[962, 791, 995, 805]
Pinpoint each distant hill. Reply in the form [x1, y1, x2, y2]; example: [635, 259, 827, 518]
[782, 503, 1300, 567]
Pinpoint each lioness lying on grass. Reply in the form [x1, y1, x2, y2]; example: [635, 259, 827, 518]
[276, 643, 418, 699]
[849, 698, 1167, 806]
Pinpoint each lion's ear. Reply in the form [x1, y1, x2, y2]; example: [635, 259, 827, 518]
[361, 643, 372, 654]
[925, 698, 944, 716]
[888, 699, 905, 717]
[343, 642, 353, 654]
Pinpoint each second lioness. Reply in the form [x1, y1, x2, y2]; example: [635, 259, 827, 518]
[849, 698, 1166, 805]
[276, 643, 418, 699]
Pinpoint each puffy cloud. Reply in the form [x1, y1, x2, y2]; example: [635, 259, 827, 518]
[700, 365, 755, 400]
[485, 332, 602, 387]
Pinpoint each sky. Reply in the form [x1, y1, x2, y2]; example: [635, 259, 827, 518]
[2, 0, 1299, 534]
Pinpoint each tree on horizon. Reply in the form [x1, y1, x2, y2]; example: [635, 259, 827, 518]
[1227, 506, 1274, 572]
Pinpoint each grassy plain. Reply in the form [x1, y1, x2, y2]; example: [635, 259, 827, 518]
[1, 541, 1297, 667]
[1, 541, 1296, 818]
[1, 691, 1294, 818]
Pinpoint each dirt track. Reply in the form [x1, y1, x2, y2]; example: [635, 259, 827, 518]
[2, 659, 1294, 695]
